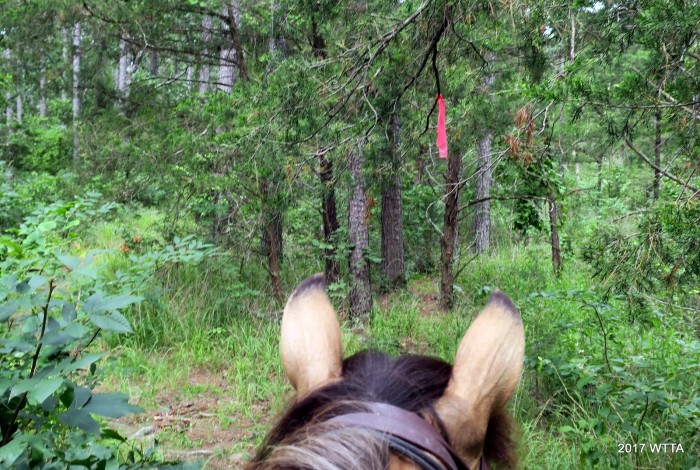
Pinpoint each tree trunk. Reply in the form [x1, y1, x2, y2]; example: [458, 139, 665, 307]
[39, 65, 47, 117]
[218, 1, 246, 92]
[118, 37, 128, 112]
[653, 109, 662, 199]
[348, 142, 372, 319]
[62, 29, 68, 100]
[72, 21, 81, 165]
[320, 153, 340, 283]
[475, 131, 493, 255]
[311, 20, 340, 284]
[260, 180, 283, 302]
[259, 9, 284, 302]
[440, 147, 462, 310]
[218, 9, 236, 93]
[380, 113, 405, 290]
[199, 15, 212, 93]
[4, 49, 12, 127]
[185, 65, 193, 91]
[596, 151, 604, 192]
[475, 54, 495, 255]
[149, 50, 158, 76]
[548, 197, 562, 276]
[15, 94, 22, 123]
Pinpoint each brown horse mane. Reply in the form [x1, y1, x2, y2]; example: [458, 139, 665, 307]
[248, 349, 518, 469]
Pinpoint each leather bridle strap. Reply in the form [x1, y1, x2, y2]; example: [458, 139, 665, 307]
[325, 402, 466, 470]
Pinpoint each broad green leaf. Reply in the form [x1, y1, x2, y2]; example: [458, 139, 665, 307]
[57, 253, 81, 270]
[63, 322, 85, 338]
[42, 331, 77, 346]
[89, 311, 133, 333]
[97, 295, 144, 312]
[33, 377, 64, 404]
[0, 437, 25, 467]
[58, 409, 100, 435]
[73, 266, 98, 279]
[0, 377, 13, 395]
[37, 220, 57, 232]
[61, 353, 103, 374]
[62, 302, 77, 322]
[576, 376, 596, 390]
[73, 386, 92, 408]
[28, 275, 49, 292]
[83, 292, 105, 314]
[0, 299, 20, 321]
[11, 376, 63, 404]
[83, 393, 143, 418]
[101, 428, 127, 442]
[0, 237, 23, 256]
[15, 280, 30, 294]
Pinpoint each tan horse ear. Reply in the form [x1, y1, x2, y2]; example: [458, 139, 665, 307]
[280, 274, 343, 398]
[435, 291, 525, 470]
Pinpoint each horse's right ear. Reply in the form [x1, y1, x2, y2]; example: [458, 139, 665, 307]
[280, 274, 343, 398]
[435, 291, 525, 470]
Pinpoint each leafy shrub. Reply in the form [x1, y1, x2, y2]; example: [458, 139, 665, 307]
[0, 193, 200, 468]
[1, 254, 154, 467]
[527, 289, 700, 468]
[583, 201, 700, 311]
[5, 117, 70, 174]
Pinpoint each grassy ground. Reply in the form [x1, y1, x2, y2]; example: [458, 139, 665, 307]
[93, 239, 698, 469]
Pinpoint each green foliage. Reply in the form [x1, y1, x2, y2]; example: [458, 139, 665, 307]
[5, 117, 71, 173]
[0, 252, 153, 467]
[0, 188, 200, 468]
[527, 288, 699, 468]
[583, 201, 700, 310]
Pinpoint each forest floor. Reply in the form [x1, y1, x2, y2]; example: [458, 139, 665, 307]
[105, 277, 455, 469]
[109, 367, 260, 469]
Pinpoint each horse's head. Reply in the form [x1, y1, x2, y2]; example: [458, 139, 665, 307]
[249, 274, 525, 470]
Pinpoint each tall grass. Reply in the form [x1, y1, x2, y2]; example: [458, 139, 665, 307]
[84, 205, 698, 469]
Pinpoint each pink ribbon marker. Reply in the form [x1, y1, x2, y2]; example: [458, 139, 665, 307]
[436, 94, 448, 159]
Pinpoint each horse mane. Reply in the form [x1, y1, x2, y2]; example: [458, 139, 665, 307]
[248, 350, 518, 469]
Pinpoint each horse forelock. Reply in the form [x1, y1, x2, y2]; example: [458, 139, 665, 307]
[248, 350, 517, 469]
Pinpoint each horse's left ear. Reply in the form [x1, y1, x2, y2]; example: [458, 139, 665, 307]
[280, 273, 343, 398]
[435, 291, 525, 470]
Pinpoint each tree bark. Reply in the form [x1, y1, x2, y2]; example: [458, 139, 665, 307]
[256, 2, 284, 301]
[320, 153, 340, 283]
[15, 94, 22, 123]
[39, 65, 47, 117]
[380, 113, 405, 290]
[653, 109, 662, 199]
[440, 147, 462, 310]
[199, 15, 212, 93]
[62, 29, 68, 100]
[311, 20, 340, 284]
[72, 22, 81, 165]
[475, 54, 495, 255]
[149, 49, 158, 77]
[218, 1, 246, 92]
[260, 180, 283, 302]
[218, 4, 237, 93]
[117, 37, 128, 112]
[475, 132, 493, 255]
[348, 142, 372, 319]
[4, 49, 12, 126]
[548, 197, 562, 276]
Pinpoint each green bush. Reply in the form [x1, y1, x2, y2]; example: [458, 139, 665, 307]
[5, 117, 70, 174]
[0, 192, 200, 469]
